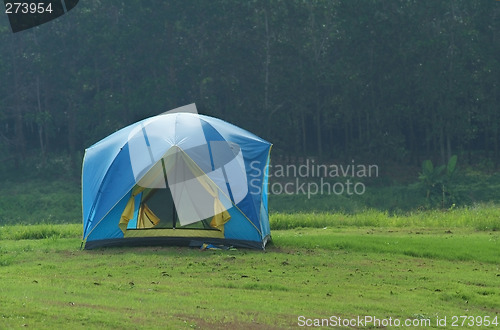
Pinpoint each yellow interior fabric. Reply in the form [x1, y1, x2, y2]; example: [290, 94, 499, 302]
[119, 146, 231, 235]
[118, 186, 145, 234]
[137, 203, 160, 228]
[210, 202, 231, 234]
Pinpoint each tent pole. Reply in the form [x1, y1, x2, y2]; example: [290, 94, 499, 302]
[161, 157, 176, 229]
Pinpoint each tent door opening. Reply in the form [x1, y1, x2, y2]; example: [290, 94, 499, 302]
[139, 186, 214, 230]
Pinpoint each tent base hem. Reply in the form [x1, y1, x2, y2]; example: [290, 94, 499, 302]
[124, 228, 224, 238]
[83, 235, 270, 250]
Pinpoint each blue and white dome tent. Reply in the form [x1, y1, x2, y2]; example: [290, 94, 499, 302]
[82, 104, 272, 249]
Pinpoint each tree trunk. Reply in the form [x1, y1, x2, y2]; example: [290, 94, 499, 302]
[439, 125, 445, 166]
[316, 108, 322, 158]
[344, 117, 348, 155]
[121, 73, 130, 124]
[446, 131, 451, 162]
[36, 76, 46, 165]
[263, 9, 270, 117]
[494, 122, 499, 168]
[301, 110, 306, 154]
[67, 100, 76, 171]
[43, 87, 50, 154]
[357, 110, 362, 145]
[11, 38, 25, 168]
[408, 115, 416, 165]
[425, 126, 430, 161]
[365, 110, 370, 152]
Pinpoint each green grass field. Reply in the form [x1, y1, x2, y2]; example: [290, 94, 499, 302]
[0, 171, 499, 328]
[1, 210, 499, 329]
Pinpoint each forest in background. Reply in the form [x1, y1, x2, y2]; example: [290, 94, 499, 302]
[0, 0, 499, 180]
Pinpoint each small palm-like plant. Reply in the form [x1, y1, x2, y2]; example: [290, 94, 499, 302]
[418, 155, 457, 208]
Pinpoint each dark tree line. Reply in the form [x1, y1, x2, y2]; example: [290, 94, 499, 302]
[0, 0, 498, 176]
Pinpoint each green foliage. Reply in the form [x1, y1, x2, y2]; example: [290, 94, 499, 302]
[269, 167, 500, 214]
[447, 155, 458, 176]
[416, 155, 460, 208]
[0, 179, 81, 225]
[0, 166, 497, 226]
